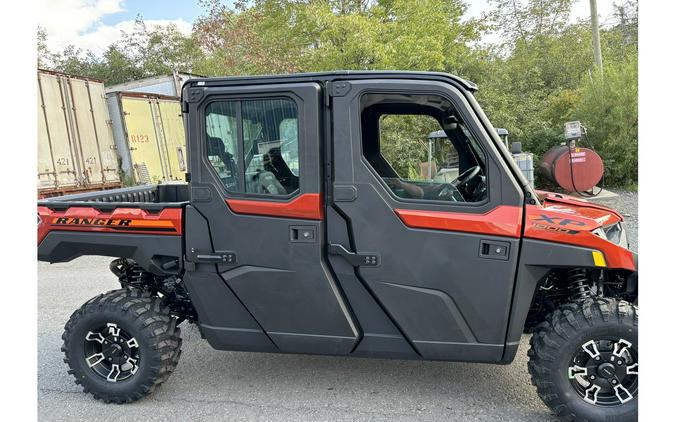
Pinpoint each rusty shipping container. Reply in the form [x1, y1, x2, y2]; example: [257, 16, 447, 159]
[37, 69, 121, 197]
[106, 92, 187, 185]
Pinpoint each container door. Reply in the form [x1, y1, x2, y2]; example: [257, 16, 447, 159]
[156, 98, 187, 180]
[184, 82, 359, 355]
[67, 77, 107, 186]
[121, 96, 165, 184]
[86, 79, 121, 185]
[37, 72, 79, 189]
[328, 79, 524, 362]
[37, 75, 57, 191]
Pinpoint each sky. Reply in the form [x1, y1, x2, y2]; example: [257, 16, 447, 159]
[37, 0, 622, 55]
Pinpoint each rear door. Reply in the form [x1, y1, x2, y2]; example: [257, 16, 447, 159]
[328, 79, 524, 362]
[184, 82, 359, 355]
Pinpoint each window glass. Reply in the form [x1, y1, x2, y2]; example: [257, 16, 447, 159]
[362, 93, 488, 203]
[205, 101, 239, 191]
[205, 98, 300, 195]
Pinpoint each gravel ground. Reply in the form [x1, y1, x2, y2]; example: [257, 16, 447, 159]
[37, 191, 637, 421]
[588, 189, 638, 252]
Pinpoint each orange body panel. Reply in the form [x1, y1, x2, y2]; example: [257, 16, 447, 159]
[226, 193, 323, 220]
[394, 205, 523, 238]
[37, 206, 182, 245]
[524, 193, 635, 271]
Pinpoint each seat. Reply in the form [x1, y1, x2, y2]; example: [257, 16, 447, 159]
[264, 147, 299, 192]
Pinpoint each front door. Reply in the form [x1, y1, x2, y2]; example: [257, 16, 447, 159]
[184, 82, 359, 355]
[328, 79, 524, 361]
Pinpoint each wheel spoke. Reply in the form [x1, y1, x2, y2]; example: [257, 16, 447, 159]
[614, 384, 634, 404]
[125, 357, 139, 374]
[626, 362, 638, 375]
[582, 340, 601, 359]
[85, 331, 105, 344]
[583, 384, 601, 404]
[568, 365, 588, 379]
[107, 322, 121, 338]
[126, 337, 139, 349]
[106, 364, 121, 382]
[86, 353, 105, 367]
[612, 338, 632, 358]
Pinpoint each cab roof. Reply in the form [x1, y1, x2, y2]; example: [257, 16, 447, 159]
[184, 70, 478, 92]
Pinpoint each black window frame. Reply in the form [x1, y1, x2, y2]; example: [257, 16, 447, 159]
[203, 95, 302, 200]
[358, 90, 491, 207]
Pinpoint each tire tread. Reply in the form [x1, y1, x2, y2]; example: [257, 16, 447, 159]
[527, 297, 638, 421]
[62, 288, 182, 404]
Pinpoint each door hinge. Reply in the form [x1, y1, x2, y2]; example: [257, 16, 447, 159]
[328, 244, 379, 267]
[327, 81, 351, 97]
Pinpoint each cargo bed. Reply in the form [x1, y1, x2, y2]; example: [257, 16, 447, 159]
[37, 184, 187, 274]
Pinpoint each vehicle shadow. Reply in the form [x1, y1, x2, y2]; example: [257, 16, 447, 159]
[157, 325, 556, 420]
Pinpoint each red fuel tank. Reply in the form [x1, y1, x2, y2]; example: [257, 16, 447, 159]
[539, 145, 604, 192]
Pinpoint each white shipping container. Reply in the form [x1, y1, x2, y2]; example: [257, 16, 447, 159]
[37, 69, 121, 197]
[106, 71, 199, 97]
[106, 92, 188, 185]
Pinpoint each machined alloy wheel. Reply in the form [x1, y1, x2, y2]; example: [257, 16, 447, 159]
[84, 322, 141, 383]
[528, 298, 638, 421]
[567, 338, 638, 406]
[62, 289, 182, 403]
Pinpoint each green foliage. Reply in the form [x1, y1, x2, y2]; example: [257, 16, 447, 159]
[573, 58, 638, 186]
[38, 0, 639, 187]
[38, 17, 204, 85]
[379, 114, 440, 178]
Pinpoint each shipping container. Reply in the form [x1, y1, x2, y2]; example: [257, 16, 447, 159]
[107, 92, 187, 184]
[37, 69, 121, 197]
[105, 71, 199, 97]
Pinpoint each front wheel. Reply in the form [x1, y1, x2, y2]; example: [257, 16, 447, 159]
[62, 289, 182, 403]
[528, 298, 638, 421]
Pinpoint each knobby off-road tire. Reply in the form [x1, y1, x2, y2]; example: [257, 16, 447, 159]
[62, 288, 182, 403]
[528, 298, 638, 421]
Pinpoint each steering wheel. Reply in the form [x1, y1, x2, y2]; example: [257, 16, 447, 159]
[452, 165, 481, 190]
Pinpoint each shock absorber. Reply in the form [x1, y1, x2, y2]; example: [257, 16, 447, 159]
[567, 268, 592, 301]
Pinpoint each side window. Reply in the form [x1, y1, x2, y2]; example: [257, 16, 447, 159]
[361, 93, 488, 203]
[205, 98, 300, 196]
[205, 101, 239, 191]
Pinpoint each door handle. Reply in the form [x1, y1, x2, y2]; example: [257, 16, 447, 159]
[290, 225, 316, 243]
[328, 244, 379, 267]
[479, 240, 510, 260]
[189, 250, 237, 264]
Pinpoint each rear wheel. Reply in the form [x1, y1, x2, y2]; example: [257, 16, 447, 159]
[528, 298, 638, 421]
[62, 289, 182, 403]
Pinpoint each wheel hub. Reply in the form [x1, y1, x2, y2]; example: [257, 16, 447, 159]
[84, 322, 140, 382]
[597, 362, 616, 378]
[568, 338, 637, 406]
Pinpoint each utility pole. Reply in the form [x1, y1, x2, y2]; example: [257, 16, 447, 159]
[590, 0, 604, 76]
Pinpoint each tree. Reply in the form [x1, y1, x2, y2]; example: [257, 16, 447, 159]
[40, 16, 204, 84]
[192, 0, 479, 75]
[37, 26, 50, 68]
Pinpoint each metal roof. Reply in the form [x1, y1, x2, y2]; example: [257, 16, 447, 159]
[185, 70, 478, 92]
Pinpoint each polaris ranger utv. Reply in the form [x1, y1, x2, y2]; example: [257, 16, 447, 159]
[37, 71, 637, 421]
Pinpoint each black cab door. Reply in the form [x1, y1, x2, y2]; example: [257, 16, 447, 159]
[327, 78, 524, 362]
[183, 81, 359, 355]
